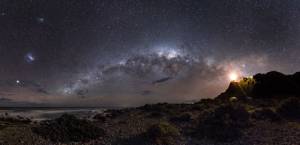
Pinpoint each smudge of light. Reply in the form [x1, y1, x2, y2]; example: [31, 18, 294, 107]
[37, 17, 45, 23]
[59, 67, 105, 96]
[24, 52, 35, 63]
[62, 87, 73, 95]
[118, 59, 127, 66]
[204, 57, 215, 66]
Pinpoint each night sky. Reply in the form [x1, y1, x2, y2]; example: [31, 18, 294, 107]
[1, 0, 300, 107]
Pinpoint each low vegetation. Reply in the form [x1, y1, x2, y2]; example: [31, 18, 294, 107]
[169, 113, 191, 123]
[277, 97, 300, 120]
[146, 121, 181, 145]
[32, 114, 105, 143]
[251, 108, 281, 122]
[196, 104, 250, 142]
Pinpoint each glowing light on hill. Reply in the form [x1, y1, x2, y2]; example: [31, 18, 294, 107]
[228, 72, 239, 82]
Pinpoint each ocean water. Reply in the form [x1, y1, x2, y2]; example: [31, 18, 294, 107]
[0, 108, 105, 121]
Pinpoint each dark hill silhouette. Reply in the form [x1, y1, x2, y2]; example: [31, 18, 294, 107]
[217, 71, 300, 100]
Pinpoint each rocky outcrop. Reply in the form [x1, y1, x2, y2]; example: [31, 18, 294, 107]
[217, 71, 300, 100]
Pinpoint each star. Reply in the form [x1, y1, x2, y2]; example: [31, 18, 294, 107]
[37, 17, 45, 23]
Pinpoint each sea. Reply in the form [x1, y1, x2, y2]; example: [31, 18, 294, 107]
[0, 107, 106, 121]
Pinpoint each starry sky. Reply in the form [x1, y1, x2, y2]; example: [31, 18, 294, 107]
[1, 0, 300, 107]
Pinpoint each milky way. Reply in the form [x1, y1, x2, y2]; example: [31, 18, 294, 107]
[0, 0, 300, 107]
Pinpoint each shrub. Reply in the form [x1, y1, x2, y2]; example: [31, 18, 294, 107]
[148, 112, 164, 118]
[192, 98, 219, 111]
[277, 98, 300, 120]
[196, 104, 250, 142]
[170, 113, 191, 122]
[93, 114, 106, 122]
[146, 122, 180, 145]
[252, 108, 281, 121]
[32, 114, 105, 143]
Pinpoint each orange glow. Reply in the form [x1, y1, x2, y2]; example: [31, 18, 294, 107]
[228, 72, 239, 81]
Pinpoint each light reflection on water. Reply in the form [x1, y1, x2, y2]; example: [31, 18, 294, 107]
[0, 108, 105, 121]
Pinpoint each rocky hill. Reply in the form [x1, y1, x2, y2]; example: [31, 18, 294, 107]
[217, 71, 300, 100]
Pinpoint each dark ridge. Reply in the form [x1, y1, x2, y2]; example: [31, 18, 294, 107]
[217, 71, 300, 100]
